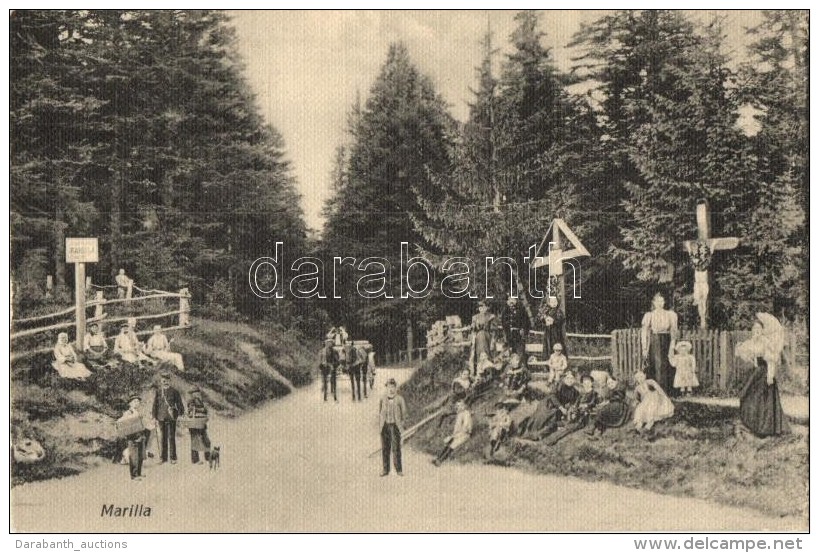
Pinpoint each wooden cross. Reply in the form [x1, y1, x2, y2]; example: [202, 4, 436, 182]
[682, 200, 739, 329]
[531, 219, 590, 316]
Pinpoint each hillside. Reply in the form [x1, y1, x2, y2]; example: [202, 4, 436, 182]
[10, 317, 316, 485]
[401, 350, 808, 521]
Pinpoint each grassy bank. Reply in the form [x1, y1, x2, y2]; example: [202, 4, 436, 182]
[10, 317, 315, 485]
[401, 350, 808, 520]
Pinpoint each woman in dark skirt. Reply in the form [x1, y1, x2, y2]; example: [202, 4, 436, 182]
[538, 296, 567, 357]
[186, 387, 211, 464]
[640, 293, 678, 395]
[736, 313, 789, 437]
[586, 377, 630, 438]
[471, 301, 495, 373]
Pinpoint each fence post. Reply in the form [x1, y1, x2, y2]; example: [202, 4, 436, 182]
[46, 275, 53, 298]
[94, 290, 105, 320]
[179, 288, 190, 326]
[610, 330, 618, 378]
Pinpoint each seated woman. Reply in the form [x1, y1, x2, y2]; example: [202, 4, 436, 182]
[544, 374, 599, 446]
[519, 371, 580, 441]
[586, 376, 629, 438]
[145, 325, 185, 371]
[114, 324, 152, 365]
[632, 370, 674, 434]
[53, 332, 91, 380]
[503, 353, 530, 396]
[83, 323, 110, 365]
[438, 367, 473, 429]
[432, 399, 472, 466]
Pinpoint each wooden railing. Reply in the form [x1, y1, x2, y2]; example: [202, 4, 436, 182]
[10, 285, 191, 361]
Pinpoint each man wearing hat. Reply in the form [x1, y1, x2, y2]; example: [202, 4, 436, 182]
[501, 295, 530, 357]
[378, 378, 407, 476]
[151, 371, 185, 464]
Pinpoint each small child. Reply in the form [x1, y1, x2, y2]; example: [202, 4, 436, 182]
[669, 341, 699, 396]
[504, 353, 530, 396]
[548, 343, 568, 384]
[475, 351, 496, 381]
[117, 395, 146, 481]
[632, 371, 674, 433]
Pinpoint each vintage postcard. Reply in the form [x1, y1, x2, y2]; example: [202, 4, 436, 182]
[9, 9, 808, 533]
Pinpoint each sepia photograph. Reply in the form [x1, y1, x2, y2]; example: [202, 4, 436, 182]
[7, 7, 810, 535]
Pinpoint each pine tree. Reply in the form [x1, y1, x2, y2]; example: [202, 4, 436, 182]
[413, 12, 613, 327]
[10, 10, 307, 320]
[572, 11, 761, 328]
[725, 10, 808, 321]
[320, 43, 456, 348]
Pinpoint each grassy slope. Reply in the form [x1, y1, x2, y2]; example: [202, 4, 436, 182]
[11, 317, 315, 485]
[401, 350, 808, 520]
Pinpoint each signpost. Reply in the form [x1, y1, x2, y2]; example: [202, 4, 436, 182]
[66, 238, 99, 348]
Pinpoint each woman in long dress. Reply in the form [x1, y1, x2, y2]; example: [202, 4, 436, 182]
[538, 296, 567, 357]
[52, 332, 91, 380]
[145, 325, 185, 371]
[641, 293, 679, 395]
[470, 301, 495, 373]
[735, 313, 789, 437]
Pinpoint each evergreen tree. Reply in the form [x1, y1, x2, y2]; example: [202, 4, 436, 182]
[717, 10, 808, 322]
[413, 12, 613, 328]
[10, 10, 307, 321]
[572, 11, 762, 327]
[319, 43, 456, 350]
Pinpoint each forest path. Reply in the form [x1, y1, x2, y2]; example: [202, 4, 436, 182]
[11, 368, 804, 532]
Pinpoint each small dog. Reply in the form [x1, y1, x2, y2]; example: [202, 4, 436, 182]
[208, 446, 220, 470]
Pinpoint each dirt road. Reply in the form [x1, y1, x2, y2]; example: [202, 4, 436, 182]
[11, 368, 804, 532]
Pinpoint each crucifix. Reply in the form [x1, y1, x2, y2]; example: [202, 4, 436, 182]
[682, 200, 739, 329]
[531, 218, 590, 316]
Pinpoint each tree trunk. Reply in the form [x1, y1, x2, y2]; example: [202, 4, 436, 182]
[53, 206, 65, 289]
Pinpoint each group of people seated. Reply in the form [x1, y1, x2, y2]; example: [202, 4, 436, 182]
[431, 328, 676, 466]
[52, 322, 185, 380]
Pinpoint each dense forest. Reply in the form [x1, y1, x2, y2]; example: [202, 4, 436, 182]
[10, 10, 808, 358]
[320, 10, 808, 354]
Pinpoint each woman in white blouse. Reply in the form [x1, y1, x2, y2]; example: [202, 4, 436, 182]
[640, 293, 679, 395]
[53, 332, 91, 380]
[145, 325, 185, 371]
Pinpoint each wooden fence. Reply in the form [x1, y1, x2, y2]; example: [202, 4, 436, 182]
[10, 284, 191, 362]
[610, 328, 802, 392]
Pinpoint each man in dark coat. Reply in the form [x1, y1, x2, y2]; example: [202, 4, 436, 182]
[345, 341, 363, 401]
[152, 371, 185, 464]
[501, 296, 530, 357]
[319, 340, 338, 402]
[379, 378, 407, 476]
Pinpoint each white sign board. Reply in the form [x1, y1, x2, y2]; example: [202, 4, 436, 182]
[66, 237, 99, 263]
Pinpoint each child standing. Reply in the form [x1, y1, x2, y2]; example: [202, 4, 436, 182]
[186, 387, 211, 465]
[547, 343, 568, 384]
[669, 341, 699, 396]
